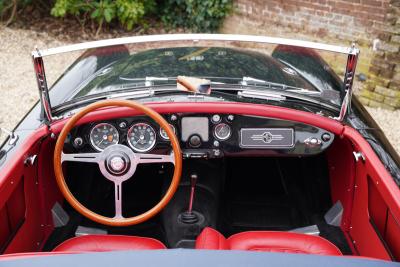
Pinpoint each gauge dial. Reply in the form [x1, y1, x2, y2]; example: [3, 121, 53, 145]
[127, 123, 156, 152]
[160, 124, 176, 140]
[90, 123, 119, 151]
[214, 123, 231, 141]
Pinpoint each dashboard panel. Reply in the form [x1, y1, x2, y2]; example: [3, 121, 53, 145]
[65, 113, 335, 157]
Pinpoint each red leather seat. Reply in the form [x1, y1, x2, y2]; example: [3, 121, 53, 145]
[53, 235, 166, 252]
[196, 227, 342, 256]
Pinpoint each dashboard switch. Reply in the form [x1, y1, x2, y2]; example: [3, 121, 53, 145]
[118, 121, 127, 129]
[304, 137, 322, 147]
[212, 114, 221, 123]
[321, 133, 331, 142]
[73, 137, 83, 148]
[213, 149, 221, 157]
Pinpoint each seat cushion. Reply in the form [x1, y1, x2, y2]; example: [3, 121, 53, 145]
[196, 227, 342, 256]
[53, 235, 166, 252]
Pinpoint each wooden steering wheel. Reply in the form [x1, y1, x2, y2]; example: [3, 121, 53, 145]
[53, 100, 182, 226]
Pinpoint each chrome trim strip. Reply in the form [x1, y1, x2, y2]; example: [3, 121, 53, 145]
[32, 34, 358, 58]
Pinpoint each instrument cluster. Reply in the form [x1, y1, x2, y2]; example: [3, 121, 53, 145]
[67, 113, 335, 157]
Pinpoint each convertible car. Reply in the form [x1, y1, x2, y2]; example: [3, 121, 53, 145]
[0, 34, 399, 266]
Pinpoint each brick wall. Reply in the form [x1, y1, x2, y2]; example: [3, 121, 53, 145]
[221, 0, 400, 110]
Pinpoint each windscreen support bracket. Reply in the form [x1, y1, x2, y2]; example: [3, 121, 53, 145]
[334, 44, 359, 121]
[32, 49, 54, 124]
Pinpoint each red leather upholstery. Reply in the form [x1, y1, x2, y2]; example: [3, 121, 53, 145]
[53, 235, 166, 252]
[196, 227, 342, 256]
[195, 227, 229, 250]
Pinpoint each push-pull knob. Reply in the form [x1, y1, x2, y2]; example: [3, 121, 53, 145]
[189, 135, 202, 148]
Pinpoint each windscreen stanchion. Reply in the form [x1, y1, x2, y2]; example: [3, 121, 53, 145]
[32, 50, 54, 124]
[335, 44, 359, 121]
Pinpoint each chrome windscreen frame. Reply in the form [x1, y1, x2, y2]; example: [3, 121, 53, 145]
[31, 34, 359, 123]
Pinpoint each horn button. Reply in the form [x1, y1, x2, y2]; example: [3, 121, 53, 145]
[106, 154, 129, 175]
[98, 144, 138, 183]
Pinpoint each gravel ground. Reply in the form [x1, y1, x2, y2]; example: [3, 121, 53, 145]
[0, 26, 399, 154]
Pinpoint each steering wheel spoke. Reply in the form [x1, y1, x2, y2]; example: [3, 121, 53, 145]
[61, 152, 100, 164]
[137, 152, 175, 165]
[114, 181, 124, 219]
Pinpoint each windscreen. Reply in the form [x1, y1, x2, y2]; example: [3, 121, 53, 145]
[42, 39, 348, 109]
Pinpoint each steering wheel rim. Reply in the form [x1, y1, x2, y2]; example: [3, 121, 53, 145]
[53, 99, 182, 226]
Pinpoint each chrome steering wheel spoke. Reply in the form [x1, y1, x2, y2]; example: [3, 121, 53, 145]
[114, 181, 124, 219]
[137, 152, 175, 165]
[61, 152, 100, 164]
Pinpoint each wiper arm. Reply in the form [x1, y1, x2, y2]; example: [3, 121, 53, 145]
[119, 76, 177, 86]
[238, 90, 286, 101]
[240, 76, 320, 95]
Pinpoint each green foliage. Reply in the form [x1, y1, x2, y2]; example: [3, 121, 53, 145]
[50, 0, 155, 31]
[1, 0, 232, 34]
[161, 0, 233, 32]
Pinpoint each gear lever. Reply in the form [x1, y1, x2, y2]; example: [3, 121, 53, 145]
[179, 173, 199, 224]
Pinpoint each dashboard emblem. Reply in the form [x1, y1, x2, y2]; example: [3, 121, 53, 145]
[240, 128, 294, 148]
[250, 132, 284, 144]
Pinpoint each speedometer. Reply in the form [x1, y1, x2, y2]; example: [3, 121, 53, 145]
[127, 123, 156, 152]
[89, 123, 119, 151]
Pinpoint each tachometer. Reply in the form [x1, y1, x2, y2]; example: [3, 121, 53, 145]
[89, 123, 119, 151]
[127, 123, 156, 152]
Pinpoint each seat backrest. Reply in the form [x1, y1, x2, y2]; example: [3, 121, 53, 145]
[196, 227, 342, 256]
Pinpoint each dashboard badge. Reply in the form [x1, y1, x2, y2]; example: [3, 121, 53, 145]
[251, 132, 283, 144]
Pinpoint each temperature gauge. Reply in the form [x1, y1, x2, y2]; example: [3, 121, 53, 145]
[160, 124, 176, 140]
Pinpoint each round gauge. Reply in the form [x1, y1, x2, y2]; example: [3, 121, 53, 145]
[214, 123, 231, 141]
[160, 124, 176, 140]
[89, 123, 119, 151]
[127, 123, 156, 152]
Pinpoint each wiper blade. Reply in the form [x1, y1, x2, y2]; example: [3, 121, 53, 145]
[238, 90, 286, 101]
[119, 76, 177, 86]
[240, 76, 320, 95]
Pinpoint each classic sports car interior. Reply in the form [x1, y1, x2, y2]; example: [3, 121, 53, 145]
[0, 35, 399, 265]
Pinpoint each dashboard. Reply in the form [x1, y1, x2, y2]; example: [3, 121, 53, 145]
[65, 113, 335, 157]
